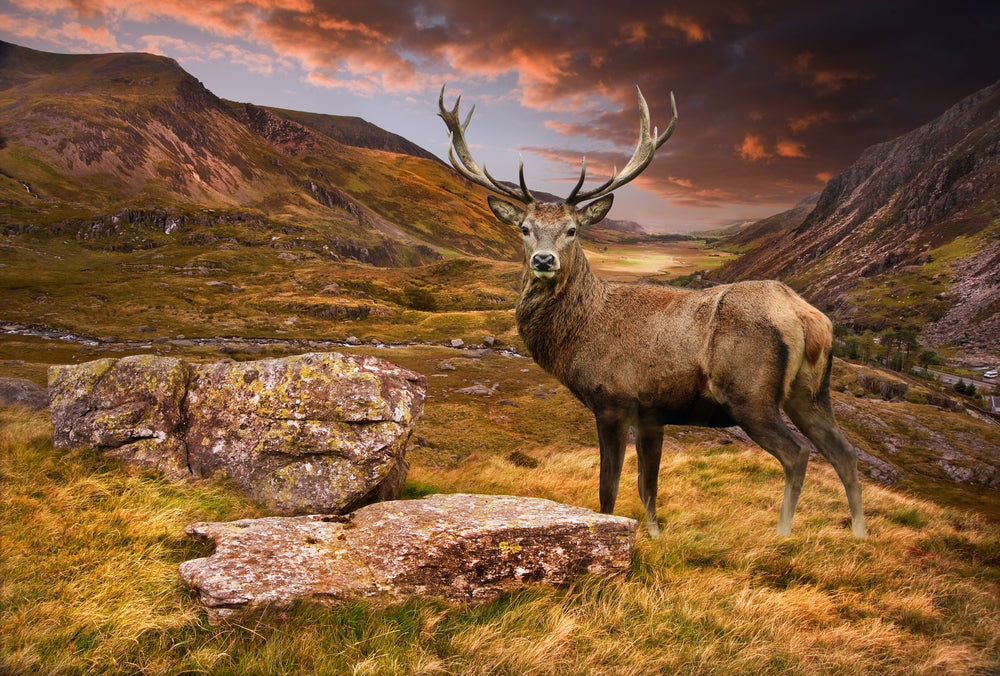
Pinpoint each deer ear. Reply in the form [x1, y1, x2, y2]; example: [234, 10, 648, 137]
[488, 196, 527, 227]
[577, 194, 614, 227]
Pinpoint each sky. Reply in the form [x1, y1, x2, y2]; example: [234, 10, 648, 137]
[1, 1, 998, 232]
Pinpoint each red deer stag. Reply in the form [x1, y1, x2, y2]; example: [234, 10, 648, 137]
[438, 85, 867, 538]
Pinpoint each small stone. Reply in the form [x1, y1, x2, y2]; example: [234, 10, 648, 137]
[0, 377, 49, 411]
[454, 384, 493, 396]
[450, 338, 464, 348]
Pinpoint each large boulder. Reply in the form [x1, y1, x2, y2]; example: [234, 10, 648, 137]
[179, 494, 637, 623]
[49, 352, 426, 512]
[183, 353, 424, 513]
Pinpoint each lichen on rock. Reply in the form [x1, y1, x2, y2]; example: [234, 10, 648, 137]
[49, 352, 426, 512]
[179, 494, 637, 623]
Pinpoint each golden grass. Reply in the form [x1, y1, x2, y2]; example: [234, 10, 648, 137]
[3, 391, 998, 675]
[584, 240, 736, 283]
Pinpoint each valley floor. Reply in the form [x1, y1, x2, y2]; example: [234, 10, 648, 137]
[2, 237, 999, 674]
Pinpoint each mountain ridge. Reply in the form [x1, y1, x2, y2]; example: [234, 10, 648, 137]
[713, 79, 1000, 356]
[0, 40, 521, 264]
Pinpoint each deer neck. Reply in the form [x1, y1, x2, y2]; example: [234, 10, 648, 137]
[515, 245, 605, 376]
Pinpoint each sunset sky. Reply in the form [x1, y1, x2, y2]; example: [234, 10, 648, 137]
[1, 0, 998, 231]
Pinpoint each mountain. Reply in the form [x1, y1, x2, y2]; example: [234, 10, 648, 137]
[713, 80, 1000, 356]
[248, 104, 443, 163]
[0, 40, 521, 264]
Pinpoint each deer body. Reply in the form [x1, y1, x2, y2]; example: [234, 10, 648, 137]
[439, 86, 867, 538]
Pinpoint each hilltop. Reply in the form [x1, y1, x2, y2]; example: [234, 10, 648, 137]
[712, 80, 1000, 358]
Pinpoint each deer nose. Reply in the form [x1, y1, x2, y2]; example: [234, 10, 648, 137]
[531, 252, 556, 271]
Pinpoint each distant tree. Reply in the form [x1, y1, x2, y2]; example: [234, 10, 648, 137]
[895, 329, 920, 372]
[833, 324, 852, 339]
[832, 324, 854, 359]
[857, 330, 876, 364]
[918, 349, 941, 371]
[878, 328, 920, 372]
[954, 379, 977, 396]
[879, 329, 901, 371]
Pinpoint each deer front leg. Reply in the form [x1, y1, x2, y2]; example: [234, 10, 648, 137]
[595, 409, 630, 515]
[636, 424, 664, 538]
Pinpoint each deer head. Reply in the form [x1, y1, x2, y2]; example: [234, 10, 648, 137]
[438, 85, 677, 279]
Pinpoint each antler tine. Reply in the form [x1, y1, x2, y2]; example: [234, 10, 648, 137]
[566, 86, 677, 205]
[565, 157, 587, 203]
[438, 84, 534, 204]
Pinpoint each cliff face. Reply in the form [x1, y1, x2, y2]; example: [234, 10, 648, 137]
[715, 80, 1000, 355]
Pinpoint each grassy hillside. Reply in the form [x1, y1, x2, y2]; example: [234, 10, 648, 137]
[2, 231, 1000, 673]
[3, 353, 999, 674]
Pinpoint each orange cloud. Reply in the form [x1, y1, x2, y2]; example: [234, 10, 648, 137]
[737, 134, 770, 162]
[661, 11, 710, 43]
[1, 14, 122, 51]
[619, 22, 649, 45]
[792, 52, 874, 93]
[775, 140, 807, 158]
[788, 110, 832, 132]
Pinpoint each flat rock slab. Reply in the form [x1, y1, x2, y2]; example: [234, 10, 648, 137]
[180, 494, 636, 623]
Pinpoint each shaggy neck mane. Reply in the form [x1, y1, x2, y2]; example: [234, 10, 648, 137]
[515, 245, 606, 376]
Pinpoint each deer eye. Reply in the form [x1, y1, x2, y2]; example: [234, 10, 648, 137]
[521, 225, 530, 236]
[566, 227, 577, 238]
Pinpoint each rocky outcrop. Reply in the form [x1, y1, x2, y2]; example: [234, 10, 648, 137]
[855, 371, 909, 401]
[49, 352, 426, 513]
[0, 377, 49, 410]
[179, 493, 637, 624]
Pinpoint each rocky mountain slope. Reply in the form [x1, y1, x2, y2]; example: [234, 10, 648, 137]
[0, 40, 520, 264]
[713, 80, 1000, 356]
[250, 104, 443, 163]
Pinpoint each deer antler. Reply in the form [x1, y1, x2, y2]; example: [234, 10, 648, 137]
[438, 85, 534, 204]
[438, 84, 676, 206]
[565, 87, 677, 205]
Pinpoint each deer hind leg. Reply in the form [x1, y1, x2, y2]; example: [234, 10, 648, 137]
[736, 408, 812, 537]
[784, 395, 867, 538]
[636, 423, 664, 538]
[595, 409, 630, 516]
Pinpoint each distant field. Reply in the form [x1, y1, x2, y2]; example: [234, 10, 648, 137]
[584, 240, 736, 282]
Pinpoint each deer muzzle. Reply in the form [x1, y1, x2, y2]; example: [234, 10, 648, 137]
[530, 252, 558, 279]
